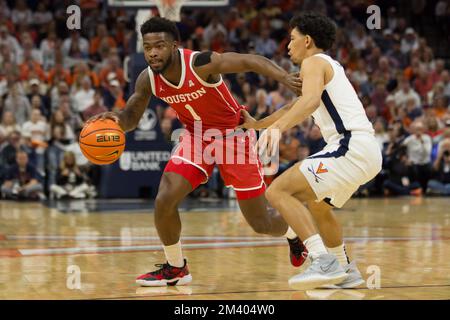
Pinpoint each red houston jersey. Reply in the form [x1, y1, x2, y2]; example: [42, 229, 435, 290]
[147, 48, 244, 133]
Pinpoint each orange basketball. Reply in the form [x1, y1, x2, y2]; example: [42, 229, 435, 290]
[79, 119, 125, 165]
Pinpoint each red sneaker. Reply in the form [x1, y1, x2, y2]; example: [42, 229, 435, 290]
[136, 259, 192, 287]
[288, 237, 308, 267]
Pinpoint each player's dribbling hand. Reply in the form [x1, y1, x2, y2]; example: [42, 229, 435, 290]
[284, 72, 302, 96]
[237, 109, 258, 130]
[86, 112, 120, 124]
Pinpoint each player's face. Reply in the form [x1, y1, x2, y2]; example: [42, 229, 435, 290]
[142, 32, 177, 74]
[288, 28, 307, 65]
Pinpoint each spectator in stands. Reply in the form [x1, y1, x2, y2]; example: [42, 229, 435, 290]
[18, 54, 45, 82]
[62, 30, 89, 59]
[405, 97, 423, 122]
[58, 100, 83, 132]
[99, 54, 125, 89]
[0, 130, 23, 171]
[426, 115, 444, 145]
[0, 111, 20, 137]
[4, 83, 31, 125]
[254, 29, 277, 58]
[50, 151, 90, 199]
[33, 2, 52, 27]
[434, 128, 450, 164]
[106, 79, 126, 111]
[383, 146, 422, 196]
[1, 150, 43, 200]
[89, 23, 117, 61]
[82, 90, 108, 121]
[71, 62, 99, 91]
[432, 95, 449, 119]
[47, 62, 72, 86]
[11, 0, 32, 25]
[46, 124, 68, 187]
[250, 89, 270, 120]
[40, 30, 58, 71]
[17, 33, 42, 65]
[50, 109, 75, 143]
[394, 77, 421, 109]
[27, 78, 50, 117]
[427, 149, 450, 196]
[414, 65, 434, 100]
[50, 81, 70, 112]
[441, 70, 450, 98]
[401, 28, 419, 54]
[72, 76, 95, 114]
[0, 24, 21, 57]
[403, 121, 432, 190]
[374, 118, 389, 150]
[427, 82, 445, 105]
[370, 80, 388, 116]
[22, 109, 48, 173]
[203, 15, 227, 48]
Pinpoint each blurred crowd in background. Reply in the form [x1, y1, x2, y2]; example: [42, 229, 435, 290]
[0, 0, 449, 201]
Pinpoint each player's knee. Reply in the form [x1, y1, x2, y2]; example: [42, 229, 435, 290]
[265, 183, 283, 207]
[155, 190, 178, 214]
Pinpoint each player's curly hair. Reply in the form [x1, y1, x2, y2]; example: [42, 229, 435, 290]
[289, 12, 336, 51]
[140, 16, 180, 41]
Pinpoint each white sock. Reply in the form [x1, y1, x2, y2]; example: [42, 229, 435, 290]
[163, 240, 184, 268]
[327, 243, 350, 267]
[303, 234, 328, 257]
[283, 227, 297, 240]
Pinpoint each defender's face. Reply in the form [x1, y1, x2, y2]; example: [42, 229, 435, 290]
[288, 28, 307, 65]
[142, 32, 177, 74]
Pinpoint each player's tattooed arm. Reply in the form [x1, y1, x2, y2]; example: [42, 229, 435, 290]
[85, 69, 151, 132]
[117, 69, 152, 132]
[193, 51, 302, 94]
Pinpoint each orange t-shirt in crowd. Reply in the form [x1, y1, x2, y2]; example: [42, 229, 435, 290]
[89, 36, 117, 56]
[72, 71, 100, 88]
[47, 67, 72, 86]
[99, 67, 125, 87]
[19, 61, 46, 81]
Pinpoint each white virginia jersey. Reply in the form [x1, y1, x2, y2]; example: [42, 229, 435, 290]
[311, 53, 374, 144]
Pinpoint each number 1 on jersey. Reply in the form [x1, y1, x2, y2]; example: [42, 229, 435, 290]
[185, 104, 201, 121]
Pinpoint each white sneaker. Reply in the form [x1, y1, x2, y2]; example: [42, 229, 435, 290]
[288, 253, 348, 290]
[321, 261, 365, 289]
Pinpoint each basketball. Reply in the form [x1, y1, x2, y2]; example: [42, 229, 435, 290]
[79, 119, 125, 165]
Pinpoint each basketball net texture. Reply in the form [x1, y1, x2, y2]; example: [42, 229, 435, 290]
[155, 0, 185, 22]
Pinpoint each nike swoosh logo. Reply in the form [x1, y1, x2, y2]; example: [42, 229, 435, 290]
[96, 150, 119, 159]
[320, 261, 335, 273]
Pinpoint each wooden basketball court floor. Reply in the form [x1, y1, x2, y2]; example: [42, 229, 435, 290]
[0, 197, 449, 300]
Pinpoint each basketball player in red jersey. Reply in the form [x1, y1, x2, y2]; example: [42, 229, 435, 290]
[88, 17, 306, 286]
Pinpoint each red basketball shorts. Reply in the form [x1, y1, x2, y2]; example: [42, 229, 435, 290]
[164, 130, 265, 200]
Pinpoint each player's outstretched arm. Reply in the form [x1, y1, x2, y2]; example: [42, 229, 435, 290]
[86, 69, 151, 132]
[270, 57, 325, 132]
[238, 98, 298, 130]
[193, 51, 302, 94]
